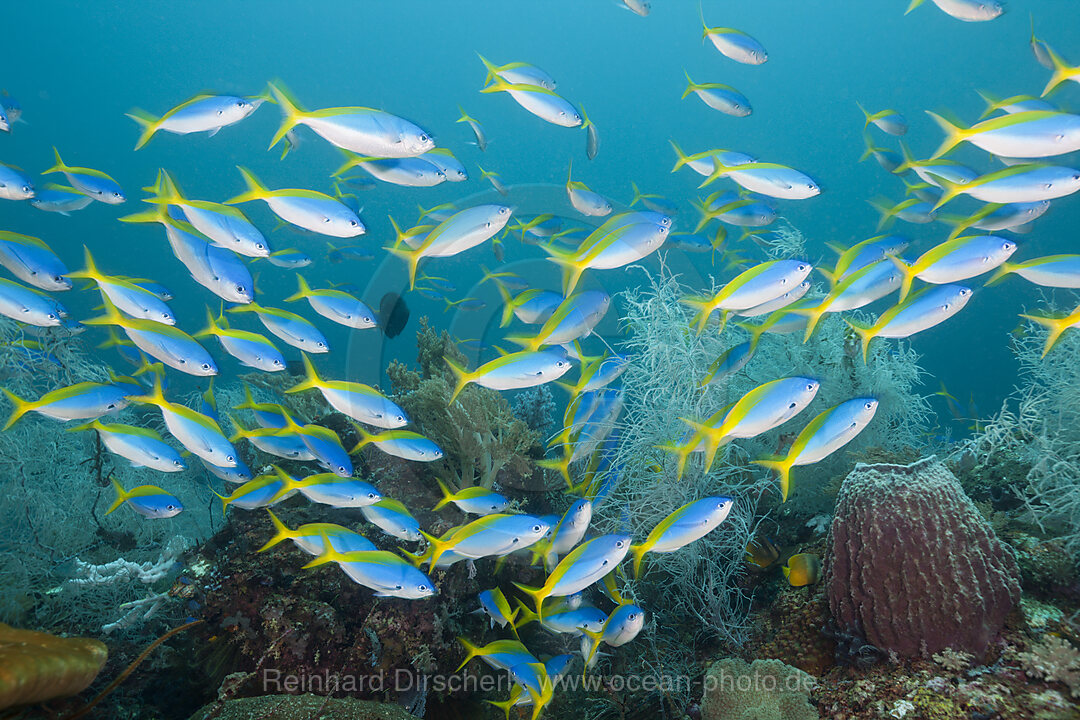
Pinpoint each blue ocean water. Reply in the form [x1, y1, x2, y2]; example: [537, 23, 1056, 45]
[1, 0, 1077, 418]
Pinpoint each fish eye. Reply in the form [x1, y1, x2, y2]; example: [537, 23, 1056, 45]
[256, 242, 265, 250]
[226, 454, 235, 463]
[350, 220, 358, 226]
[368, 493, 377, 500]
[174, 460, 184, 467]
[616, 540, 625, 547]
[532, 524, 542, 532]
[21, 185, 31, 194]
[420, 134, 429, 142]
[419, 584, 429, 592]
[317, 342, 326, 349]
[113, 192, 121, 198]
[865, 401, 874, 410]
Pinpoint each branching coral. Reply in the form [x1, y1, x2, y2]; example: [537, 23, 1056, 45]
[1018, 635, 1080, 697]
[758, 218, 808, 259]
[386, 317, 542, 490]
[953, 324, 1080, 557]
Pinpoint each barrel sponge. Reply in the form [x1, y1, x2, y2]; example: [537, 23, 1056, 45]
[701, 658, 818, 720]
[0, 623, 108, 710]
[825, 456, 1020, 660]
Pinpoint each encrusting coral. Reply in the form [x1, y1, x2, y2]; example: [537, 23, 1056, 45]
[0, 623, 108, 710]
[826, 456, 1021, 661]
[700, 657, 818, 720]
[386, 317, 543, 490]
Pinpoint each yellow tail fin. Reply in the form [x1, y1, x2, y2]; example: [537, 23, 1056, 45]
[126, 108, 160, 150]
[267, 82, 307, 153]
[1, 388, 32, 431]
[257, 509, 293, 552]
[925, 111, 967, 159]
[105, 476, 129, 515]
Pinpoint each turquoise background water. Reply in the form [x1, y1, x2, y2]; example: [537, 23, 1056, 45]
[2, 0, 1079, 431]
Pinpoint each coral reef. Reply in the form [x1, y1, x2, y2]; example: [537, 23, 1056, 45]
[700, 657, 818, 720]
[184, 505, 472, 709]
[385, 316, 544, 491]
[0, 623, 108, 710]
[826, 457, 1021, 660]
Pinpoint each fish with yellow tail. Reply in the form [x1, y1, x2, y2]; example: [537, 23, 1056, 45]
[445, 349, 571, 403]
[388, 204, 512, 289]
[106, 477, 182, 518]
[302, 540, 436, 599]
[433, 477, 509, 516]
[661, 377, 818, 478]
[226, 166, 363, 238]
[845, 284, 972, 363]
[580, 603, 646, 674]
[928, 165, 1080, 211]
[129, 376, 238, 467]
[753, 398, 878, 501]
[258, 510, 375, 555]
[682, 259, 812, 334]
[888, 235, 1016, 302]
[127, 93, 263, 149]
[985, 254, 1080, 289]
[905, 0, 1002, 22]
[628, 497, 733, 577]
[926, 109, 1080, 159]
[513, 534, 631, 624]
[267, 81, 433, 158]
[2, 381, 132, 430]
[288, 354, 406, 429]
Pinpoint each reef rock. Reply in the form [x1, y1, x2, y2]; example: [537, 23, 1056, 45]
[189, 693, 416, 719]
[701, 657, 818, 720]
[825, 456, 1020, 660]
